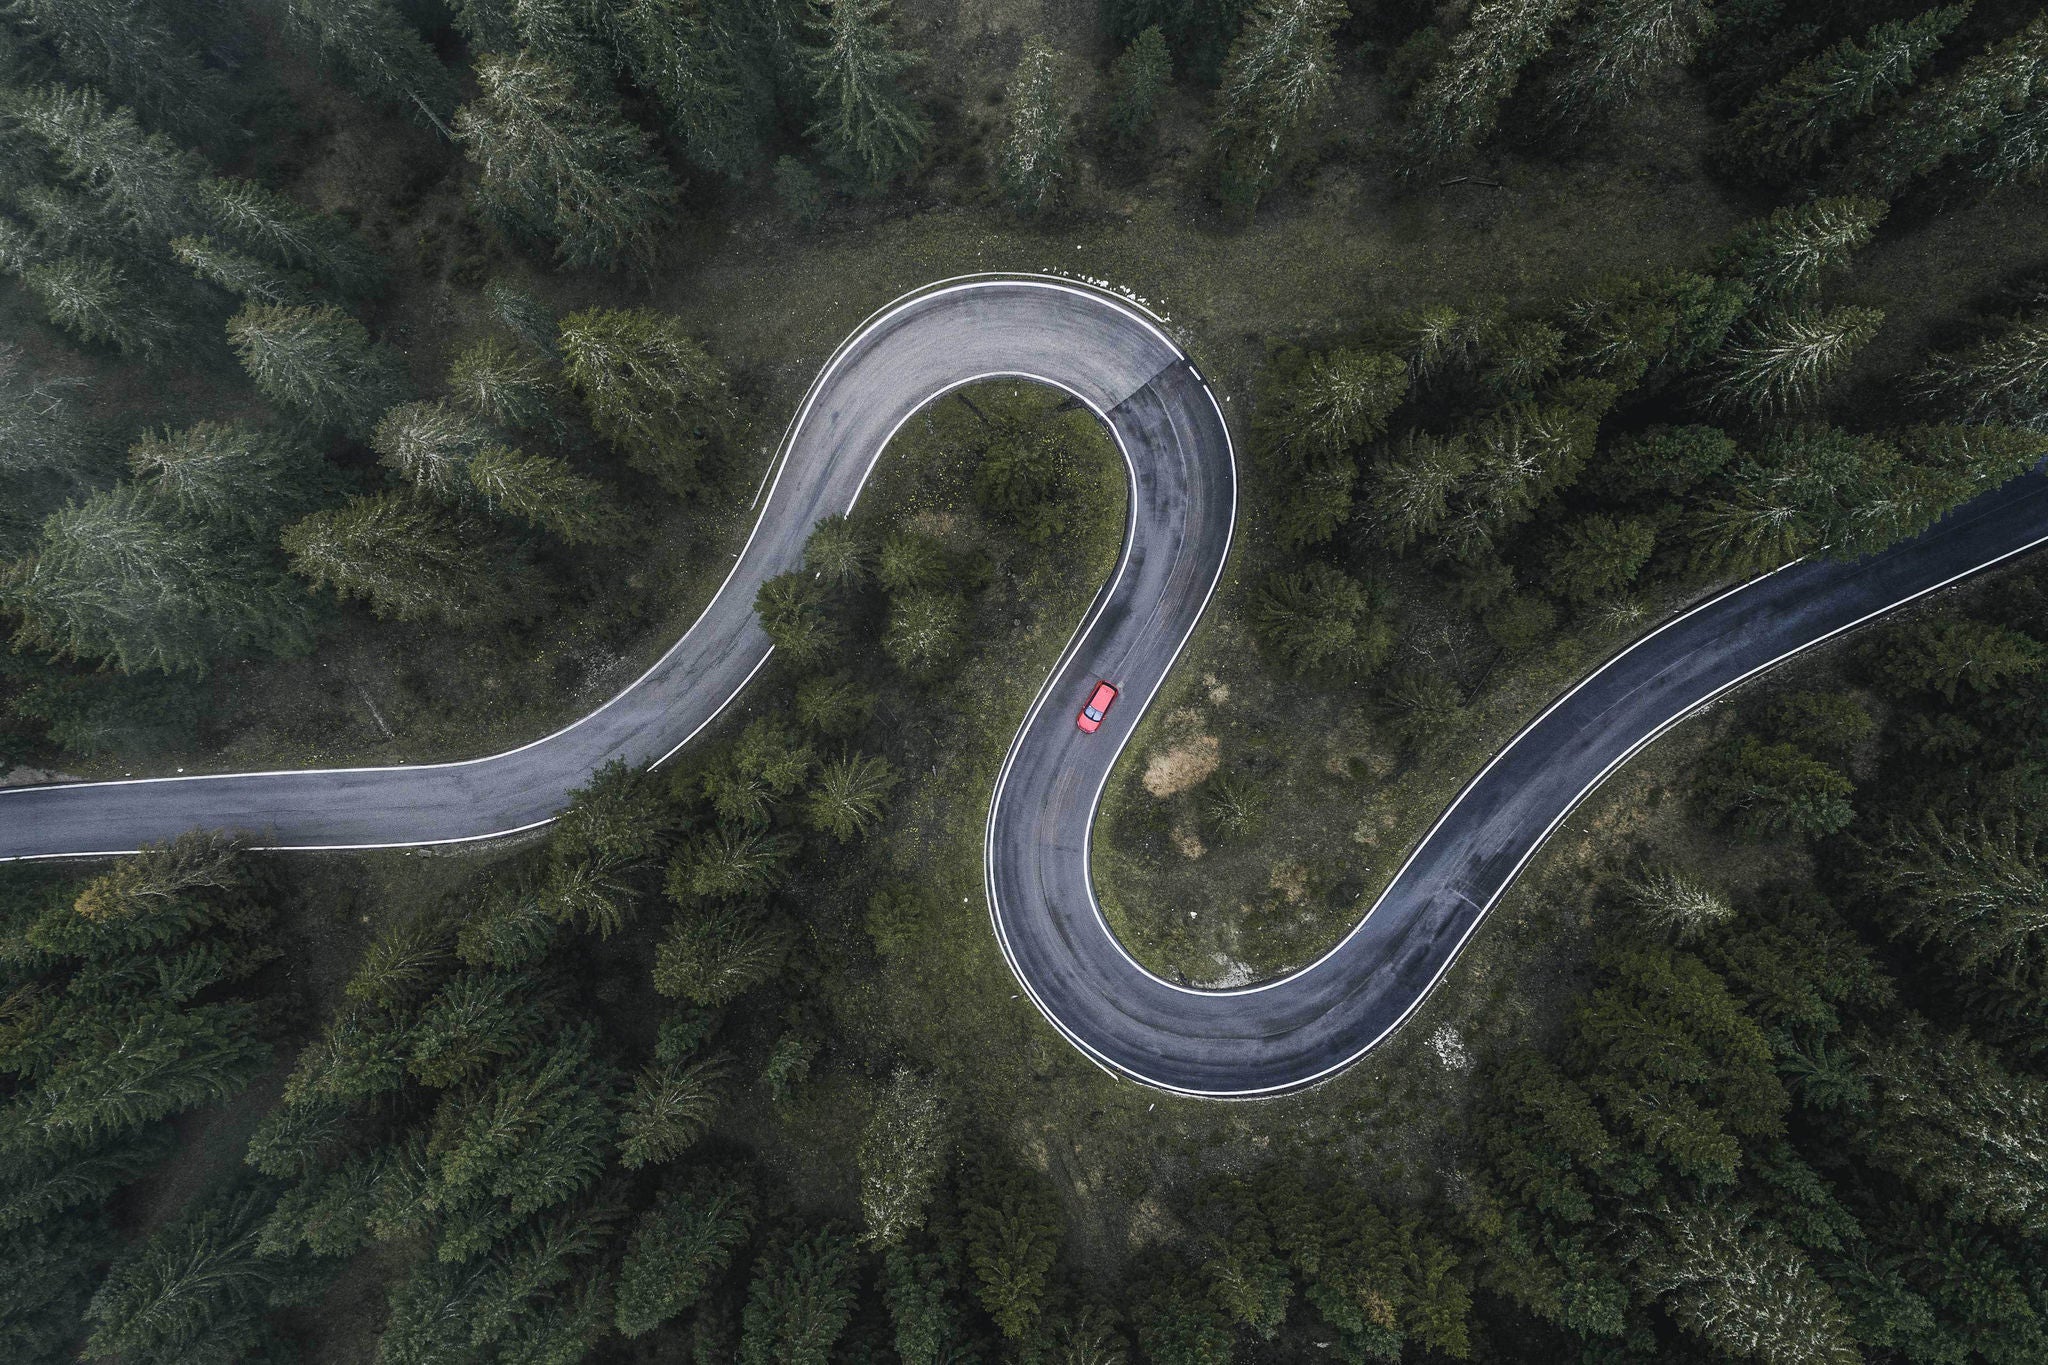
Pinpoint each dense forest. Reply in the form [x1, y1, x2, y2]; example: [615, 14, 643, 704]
[3, 0, 2048, 1362]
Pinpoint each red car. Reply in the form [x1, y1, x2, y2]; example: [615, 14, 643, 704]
[1076, 681, 1118, 733]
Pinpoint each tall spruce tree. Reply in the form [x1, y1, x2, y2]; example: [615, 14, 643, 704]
[1728, 6, 1970, 179]
[1000, 39, 1074, 217]
[1839, 14, 2048, 197]
[4, 484, 309, 673]
[558, 306, 740, 495]
[738, 1227, 859, 1365]
[1546, 0, 1717, 127]
[1209, 0, 1346, 214]
[806, 0, 931, 186]
[457, 55, 679, 271]
[282, 493, 535, 627]
[228, 303, 408, 439]
[269, 0, 459, 133]
[1407, 0, 1578, 160]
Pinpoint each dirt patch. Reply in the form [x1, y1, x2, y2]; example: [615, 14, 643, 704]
[1142, 732, 1219, 797]
[1268, 861, 1309, 904]
[1171, 825, 1206, 860]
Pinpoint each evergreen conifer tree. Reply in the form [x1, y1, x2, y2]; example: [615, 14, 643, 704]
[1209, 0, 1346, 213]
[457, 56, 679, 271]
[283, 494, 533, 627]
[1727, 6, 1969, 179]
[270, 0, 459, 132]
[4, 484, 309, 673]
[1000, 39, 1074, 217]
[228, 303, 408, 438]
[739, 1227, 860, 1365]
[616, 1175, 754, 1335]
[858, 1069, 947, 1245]
[1407, 0, 1578, 160]
[806, 0, 931, 186]
[557, 306, 740, 494]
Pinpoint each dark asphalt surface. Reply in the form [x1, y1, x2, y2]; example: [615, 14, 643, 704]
[5, 273, 2047, 1097]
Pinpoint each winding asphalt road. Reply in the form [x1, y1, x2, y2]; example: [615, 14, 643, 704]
[4, 274, 2046, 1097]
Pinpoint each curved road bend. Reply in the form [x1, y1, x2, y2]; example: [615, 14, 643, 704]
[4, 275, 2048, 1098]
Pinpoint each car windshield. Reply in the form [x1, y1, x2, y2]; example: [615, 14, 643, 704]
[1084, 706, 1102, 720]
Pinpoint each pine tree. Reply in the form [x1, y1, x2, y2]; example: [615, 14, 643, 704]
[804, 514, 870, 586]
[1859, 1020, 2048, 1233]
[128, 420, 322, 534]
[1209, 0, 1346, 213]
[1859, 808, 2048, 975]
[1638, 1201, 1861, 1364]
[806, 751, 899, 842]
[1000, 38, 1074, 217]
[670, 825, 800, 900]
[372, 400, 495, 500]
[1407, 0, 1578, 160]
[882, 589, 967, 680]
[406, 971, 546, 1088]
[1718, 197, 1888, 303]
[1868, 617, 2042, 700]
[447, 337, 564, 435]
[228, 303, 408, 439]
[883, 1243, 974, 1365]
[876, 527, 951, 591]
[197, 178, 387, 298]
[270, 0, 459, 133]
[169, 235, 314, 306]
[858, 1068, 947, 1245]
[4, 484, 309, 674]
[1694, 736, 1855, 839]
[18, 254, 175, 357]
[806, 0, 931, 186]
[1839, 14, 2048, 197]
[7, 82, 202, 241]
[653, 902, 789, 1003]
[487, 279, 561, 357]
[1130, 1252, 1220, 1358]
[1106, 27, 1173, 145]
[1132, 1252, 1234, 1364]
[1256, 346, 1410, 469]
[616, 1175, 754, 1335]
[7, 0, 232, 145]
[761, 1029, 817, 1102]
[612, 0, 779, 179]
[558, 306, 740, 494]
[552, 760, 678, 865]
[1913, 313, 2048, 426]
[1618, 865, 1733, 942]
[84, 1186, 315, 1364]
[795, 672, 876, 736]
[1729, 6, 1968, 178]
[1248, 561, 1392, 678]
[614, 1047, 725, 1165]
[1712, 306, 1884, 415]
[428, 1026, 616, 1223]
[1546, 0, 1717, 126]
[457, 56, 679, 271]
[468, 445, 626, 544]
[1540, 512, 1656, 604]
[1568, 945, 1788, 1183]
[1270, 456, 1355, 548]
[1105, 0, 1248, 86]
[1367, 431, 1471, 552]
[1200, 1177, 1291, 1337]
[963, 1156, 1064, 1340]
[283, 493, 533, 627]
[739, 1227, 860, 1365]
[757, 571, 846, 667]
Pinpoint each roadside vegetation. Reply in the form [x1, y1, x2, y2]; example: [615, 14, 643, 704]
[4, 0, 2048, 1362]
